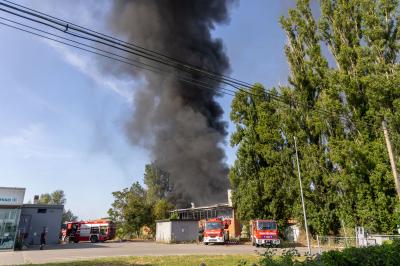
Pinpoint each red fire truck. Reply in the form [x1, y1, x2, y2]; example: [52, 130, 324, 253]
[61, 220, 116, 243]
[250, 219, 280, 247]
[203, 218, 231, 245]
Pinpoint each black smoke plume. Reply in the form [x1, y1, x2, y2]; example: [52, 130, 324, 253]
[107, 0, 233, 206]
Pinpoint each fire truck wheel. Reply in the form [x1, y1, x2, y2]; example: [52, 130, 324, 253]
[204, 242, 209, 245]
[74, 239, 79, 243]
[90, 235, 98, 243]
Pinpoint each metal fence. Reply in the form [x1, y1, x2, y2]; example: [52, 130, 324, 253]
[313, 234, 400, 253]
[366, 234, 400, 245]
[316, 236, 358, 249]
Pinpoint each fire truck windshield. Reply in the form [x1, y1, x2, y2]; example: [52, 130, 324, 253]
[257, 221, 277, 230]
[205, 222, 222, 230]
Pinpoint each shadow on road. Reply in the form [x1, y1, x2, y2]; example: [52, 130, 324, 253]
[19, 242, 110, 252]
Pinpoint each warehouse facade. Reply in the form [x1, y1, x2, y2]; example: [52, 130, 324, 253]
[156, 219, 199, 243]
[0, 187, 25, 251]
[0, 187, 63, 251]
[169, 203, 241, 239]
[19, 204, 63, 245]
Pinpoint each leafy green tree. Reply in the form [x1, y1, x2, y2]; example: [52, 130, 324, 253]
[318, 0, 400, 234]
[279, 0, 344, 235]
[38, 190, 78, 223]
[153, 199, 174, 220]
[63, 209, 78, 222]
[108, 182, 152, 238]
[170, 211, 179, 219]
[38, 190, 66, 205]
[231, 0, 400, 235]
[109, 163, 176, 238]
[230, 84, 297, 227]
[283, 0, 400, 234]
[144, 162, 170, 204]
[38, 193, 52, 204]
[108, 188, 129, 224]
[148, 199, 174, 233]
[50, 190, 66, 205]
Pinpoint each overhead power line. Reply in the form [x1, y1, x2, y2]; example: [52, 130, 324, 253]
[0, 0, 288, 101]
[0, 0, 313, 112]
[0, 0, 252, 90]
[0, 17, 237, 97]
[0, 1, 322, 104]
[0, 0, 382, 131]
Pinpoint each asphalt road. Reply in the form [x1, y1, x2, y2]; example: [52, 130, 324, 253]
[0, 241, 316, 265]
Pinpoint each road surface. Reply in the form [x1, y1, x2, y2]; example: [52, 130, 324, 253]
[0, 241, 315, 265]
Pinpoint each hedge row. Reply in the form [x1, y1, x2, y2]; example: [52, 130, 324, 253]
[256, 239, 400, 266]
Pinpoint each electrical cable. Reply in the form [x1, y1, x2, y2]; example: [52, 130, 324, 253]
[0, 16, 375, 129]
[0, 0, 253, 90]
[0, 19, 237, 97]
[0, 2, 252, 96]
[0, 1, 382, 130]
[0, 14, 235, 96]
[0, 0, 333, 114]
[1, 0, 253, 88]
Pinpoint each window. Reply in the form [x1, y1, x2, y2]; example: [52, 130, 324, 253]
[100, 226, 107, 235]
[257, 221, 277, 230]
[37, 208, 47, 214]
[0, 209, 21, 250]
[90, 227, 99, 234]
[205, 222, 222, 230]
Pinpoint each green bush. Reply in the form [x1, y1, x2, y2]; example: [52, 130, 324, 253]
[256, 239, 400, 266]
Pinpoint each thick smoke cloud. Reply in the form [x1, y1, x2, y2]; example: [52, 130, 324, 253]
[107, 0, 233, 206]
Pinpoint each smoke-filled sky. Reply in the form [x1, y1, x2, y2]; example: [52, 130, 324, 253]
[106, 0, 235, 206]
[0, 0, 294, 219]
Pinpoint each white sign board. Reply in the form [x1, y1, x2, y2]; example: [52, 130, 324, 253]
[0, 187, 25, 206]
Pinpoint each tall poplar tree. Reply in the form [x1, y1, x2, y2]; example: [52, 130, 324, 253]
[230, 84, 297, 227]
[230, 0, 400, 235]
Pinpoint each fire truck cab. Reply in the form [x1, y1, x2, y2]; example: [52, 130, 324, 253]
[203, 218, 230, 245]
[61, 220, 115, 243]
[250, 219, 280, 247]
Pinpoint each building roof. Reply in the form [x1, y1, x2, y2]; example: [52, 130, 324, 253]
[156, 219, 199, 222]
[22, 203, 63, 209]
[0, 186, 25, 191]
[170, 203, 231, 213]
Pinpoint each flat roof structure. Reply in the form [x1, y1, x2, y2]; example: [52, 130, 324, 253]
[21, 204, 63, 209]
[169, 203, 233, 220]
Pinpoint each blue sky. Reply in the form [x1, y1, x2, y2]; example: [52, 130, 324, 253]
[0, 0, 293, 220]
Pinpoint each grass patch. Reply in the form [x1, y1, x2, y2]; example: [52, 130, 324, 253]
[32, 254, 259, 266]
[256, 239, 400, 265]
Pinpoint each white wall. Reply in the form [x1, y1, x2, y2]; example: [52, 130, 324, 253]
[285, 224, 300, 242]
[156, 221, 171, 243]
[171, 221, 198, 242]
[0, 187, 25, 206]
[156, 220, 199, 243]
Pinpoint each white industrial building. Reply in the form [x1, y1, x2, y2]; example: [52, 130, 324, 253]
[0, 187, 25, 251]
[0, 187, 63, 251]
[156, 219, 199, 243]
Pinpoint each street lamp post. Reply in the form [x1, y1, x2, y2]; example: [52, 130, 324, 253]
[294, 136, 311, 255]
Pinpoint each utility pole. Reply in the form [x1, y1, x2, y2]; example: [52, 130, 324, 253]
[294, 136, 311, 255]
[382, 119, 400, 198]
